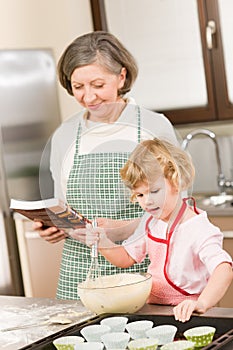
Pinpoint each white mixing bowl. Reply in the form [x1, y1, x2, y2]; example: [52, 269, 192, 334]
[77, 272, 152, 314]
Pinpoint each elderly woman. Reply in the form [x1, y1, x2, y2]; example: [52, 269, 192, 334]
[36, 31, 179, 300]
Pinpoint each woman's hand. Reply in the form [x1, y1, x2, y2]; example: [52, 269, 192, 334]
[32, 221, 67, 244]
[173, 300, 205, 323]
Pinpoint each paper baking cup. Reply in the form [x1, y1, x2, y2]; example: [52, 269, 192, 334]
[128, 337, 159, 350]
[184, 326, 216, 348]
[160, 340, 195, 350]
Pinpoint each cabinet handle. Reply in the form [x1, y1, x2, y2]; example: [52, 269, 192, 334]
[206, 20, 216, 50]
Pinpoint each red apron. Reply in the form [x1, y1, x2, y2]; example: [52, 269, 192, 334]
[147, 198, 200, 305]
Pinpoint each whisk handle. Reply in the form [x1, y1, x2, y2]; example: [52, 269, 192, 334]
[91, 217, 98, 258]
[91, 242, 98, 258]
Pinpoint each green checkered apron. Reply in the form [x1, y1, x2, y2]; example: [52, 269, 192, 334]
[56, 107, 150, 300]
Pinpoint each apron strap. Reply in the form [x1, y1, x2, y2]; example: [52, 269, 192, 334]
[168, 197, 200, 238]
[75, 122, 82, 154]
[186, 196, 199, 214]
[136, 105, 141, 143]
[168, 199, 187, 238]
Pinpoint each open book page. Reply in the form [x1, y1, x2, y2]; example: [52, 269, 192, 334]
[10, 198, 91, 230]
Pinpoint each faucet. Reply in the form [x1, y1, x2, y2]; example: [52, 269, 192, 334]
[181, 128, 226, 195]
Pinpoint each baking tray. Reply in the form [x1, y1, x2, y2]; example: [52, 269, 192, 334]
[20, 313, 233, 349]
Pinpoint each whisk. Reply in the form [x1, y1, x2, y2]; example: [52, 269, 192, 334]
[85, 217, 102, 283]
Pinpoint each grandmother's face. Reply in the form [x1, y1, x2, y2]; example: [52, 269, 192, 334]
[70, 62, 126, 122]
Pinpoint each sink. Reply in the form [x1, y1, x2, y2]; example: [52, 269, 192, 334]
[195, 194, 233, 216]
[198, 194, 233, 207]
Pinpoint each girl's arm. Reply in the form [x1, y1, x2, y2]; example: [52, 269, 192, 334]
[97, 226, 136, 268]
[67, 218, 141, 245]
[173, 262, 233, 322]
[70, 223, 136, 268]
[99, 244, 136, 268]
[97, 217, 141, 242]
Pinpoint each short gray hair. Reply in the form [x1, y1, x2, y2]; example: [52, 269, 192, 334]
[57, 31, 138, 96]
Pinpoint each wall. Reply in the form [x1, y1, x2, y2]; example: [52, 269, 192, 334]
[1, 1, 232, 135]
[0, 0, 93, 122]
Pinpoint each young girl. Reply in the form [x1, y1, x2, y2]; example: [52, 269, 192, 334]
[84, 139, 233, 322]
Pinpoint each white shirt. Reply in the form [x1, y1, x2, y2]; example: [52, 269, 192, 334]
[50, 99, 179, 201]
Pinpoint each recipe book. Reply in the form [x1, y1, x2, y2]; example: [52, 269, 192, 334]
[10, 198, 91, 230]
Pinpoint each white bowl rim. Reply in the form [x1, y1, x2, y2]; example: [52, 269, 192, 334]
[78, 272, 152, 290]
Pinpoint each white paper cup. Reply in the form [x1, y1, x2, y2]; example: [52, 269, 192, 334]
[53, 335, 84, 350]
[100, 316, 128, 332]
[80, 324, 110, 342]
[126, 320, 153, 339]
[146, 324, 177, 345]
[128, 337, 159, 350]
[183, 326, 216, 348]
[101, 331, 130, 349]
[160, 340, 195, 350]
[75, 341, 104, 350]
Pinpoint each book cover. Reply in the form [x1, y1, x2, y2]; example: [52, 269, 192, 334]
[10, 198, 91, 230]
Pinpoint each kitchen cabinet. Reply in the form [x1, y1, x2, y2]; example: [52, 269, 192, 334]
[90, 0, 233, 125]
[14, 215, 63, 298]
[209, 216, 233, 308]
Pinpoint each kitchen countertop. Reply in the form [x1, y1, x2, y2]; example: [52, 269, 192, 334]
[0, 296, 94, 349]
[0, 296, 233, 349]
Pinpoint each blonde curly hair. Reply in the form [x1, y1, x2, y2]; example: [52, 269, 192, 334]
[120, 139, 195, 200]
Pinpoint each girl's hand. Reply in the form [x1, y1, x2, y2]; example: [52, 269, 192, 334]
[69, 224, 99, 246]
[70, 223, 115, 248]
[32, 221, 67, 243]
[173, 300, 205, 322]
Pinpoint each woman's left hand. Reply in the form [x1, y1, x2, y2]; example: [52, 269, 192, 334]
[173, 300, 205, 322]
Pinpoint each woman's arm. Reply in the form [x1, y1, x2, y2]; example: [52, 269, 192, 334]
[173, 262, 233, 322]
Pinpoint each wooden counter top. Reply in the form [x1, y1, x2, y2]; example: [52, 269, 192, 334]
[1, 295, 233, 317]
[138, 302, 233, 318]
[0, 296, 232, 349]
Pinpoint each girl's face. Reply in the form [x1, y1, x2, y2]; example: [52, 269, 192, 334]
[133, 176, 180, 222]
[70, 63, 126, 123]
